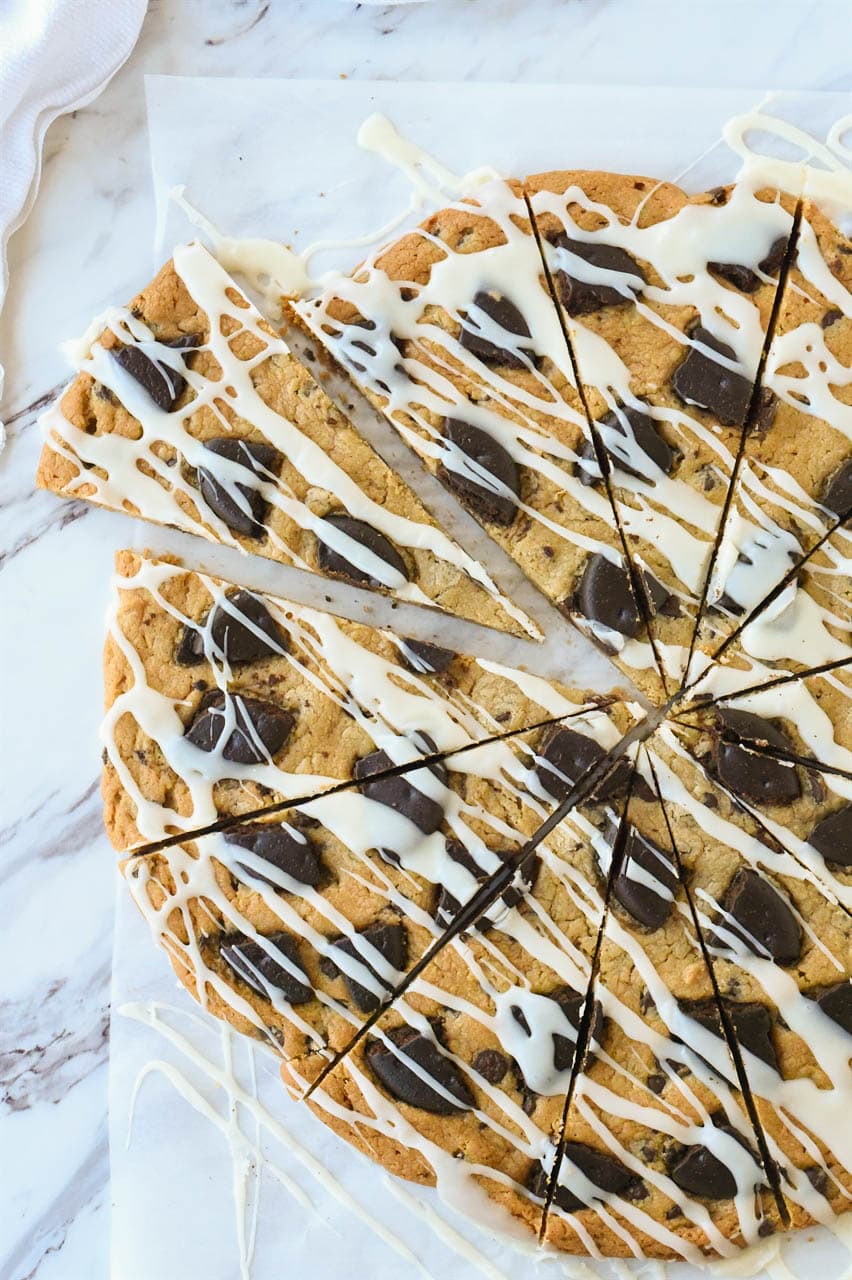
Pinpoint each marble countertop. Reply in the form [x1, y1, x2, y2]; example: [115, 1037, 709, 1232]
[3, 1, 852, 1276]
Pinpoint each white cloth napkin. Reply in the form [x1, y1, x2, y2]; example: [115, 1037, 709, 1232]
[0, 0, 147, 432]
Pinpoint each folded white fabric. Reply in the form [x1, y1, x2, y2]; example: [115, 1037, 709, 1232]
[0, 0, 147, 431]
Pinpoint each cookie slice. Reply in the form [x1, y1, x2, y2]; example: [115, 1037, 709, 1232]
[543, 753, 784, 1258]
[36, 242, 531, 638]
[123, 714, 637, 1096]
[285, 753, 638, 1246]
[526, 170, 799, 691]
[648, 722, 852, 1227]
[105, 548, 627, 852]
[291, 178, 666, 701]
[690, 195, 852, 674]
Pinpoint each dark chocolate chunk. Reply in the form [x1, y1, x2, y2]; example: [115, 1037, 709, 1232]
[708, 261, 762, 293]
[178, 590, 285, 666]
[113, 334, 199, 411]
[185, 691, 294, 764]
[807, 982, 852, 1036]
[459, 289, 532, 368]
[716, 708, 794, 752]
[399, 638, 456, 675]
[330, 921, 407, 1013]
[576, 553, 642, 639]
[440, 418, 520, 525]
[354, 740, 446, 836]
[671, 326, 753, 427]
[366, 1026, 474, 1114]
[668, 1144, 738, 1199]
[612, 826, 679, 931]
[822, 307, 843, 329]
[221, 931, 312, 1004]
[820, 459, 852, 518]
[641, 570, 681, 619]
[473, 1048, 509, 1083]
[434, 842, 536, 930]
[535, 723, 632, 805]
[808, 806, 852, 868]
[225, 823, 323, 888]
[598, 405, 677, 480]
[198, 438, 282, 538]
[552, 234, 646, 316]
[556, 1142, 646, 1211]
[679, 997, 778, 1070]
[760, 236, 789, 277]
[714, 868, 801, 965]
[714, 709, 801, 804]
[316, 513, 409, 587]
[551, 987, 605, 1072]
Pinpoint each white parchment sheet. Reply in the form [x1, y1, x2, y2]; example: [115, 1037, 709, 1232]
[109, 79, 852, 1280]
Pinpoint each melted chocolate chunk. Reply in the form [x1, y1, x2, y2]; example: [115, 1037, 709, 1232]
[822, 307, 843, 329]
[641, 570, 681, 619]
[185, 691, 294, 764]
[198, 439, 282, 538]
[459, 289, 532, 368]
[612, 826, 679, 931]
[473, 1048, 509, 1083]
[714, 708, 801, 804]
[714, 868, 801, 965]
[556, 1142, 646, 1211]
[535, 723, 632, 805]
[576, 553, 642, 639]
[598, 405, 678, 480]
[434, 842, 538, 931]
[668, 1144, 738, 1200]
[671, 326, 753, 428]
[760, 236, 789, 278]
[366, 1026, 474, 1114]
[221, 931, 312, 1004]
[399, 638, 456, 675]
[353, 740, 446, 836]
[440, 418, 520, 525]
[679, 997, 778, 1071]
[808, 806, 852, 868]
[225, 823, 323, 888]
[820, 459, 852, 518]
[330, 921, 407, 1013]
[113, 334, 199, 411]
[552, 234, 646, 316]
[551, 987, 605, 1072]
[177, 590, 285, 666]
[708, 261, 762, 293]
[807, 982, 852, 1036]
[316, 513, 409, 587]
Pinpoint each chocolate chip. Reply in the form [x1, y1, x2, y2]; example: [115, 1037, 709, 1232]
[354, 741, 446, 835]
[535, 722, 632, 804]
[552, 234, 646, 316]
[760, 237, 789, 277]
[708, 261, 762, 293]
[551, 987, 605, 1072]
[197, 439, 282, 537]
[612, 826, 679, 930]
[822, 307, 843, 329]
[671, 326, 753, 427]
[178, 590, 285, 665]
[598, 405, 678, 480]
[435, 842, 536, 930]
[473, 1048, 509, 1083]
[225, 823, 323, 888]
[679, 997, 778, 1071]
[316, 513, 409, 587]
[668, 1144, 738, 1199]
[576, 553, 642, 639]
[647, 1072, 666, 1094]
[808, 806, 852, 868]
[714, 868, 801, 965]
[526, 1160, 550, 1202]
[556, 1142, 646, 1211]
[399, 638, 456, 675]
[440, 418, 520, 526]
[330, 921, 407, 1013]
[221, 931, 312, 1004]
[752, 386, 779, 434]
[820, 460, 852, 518]
[807, 982, 852, 1036]
[459, 289, 532, 368]
[185, 691, 294, 764]
[366, 1026, 474, 1113]
[641, 570, 681, 619]
[714, 708, 801, 804]
[113, 334, 199, 411]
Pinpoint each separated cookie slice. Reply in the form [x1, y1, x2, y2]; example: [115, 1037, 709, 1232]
[527, 171, 798, 690]
[647, 722, 852, 1228]
[690, 195, 852, 675]
[291, 178, 667, 701]
[36, 243, 531, 638]
[104, 549, 627, 852]
[284, 752, 638, 1247]
[543, 752, 784, 1259]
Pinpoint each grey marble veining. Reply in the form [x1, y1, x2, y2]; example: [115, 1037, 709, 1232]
[2, 1, 851, 1276]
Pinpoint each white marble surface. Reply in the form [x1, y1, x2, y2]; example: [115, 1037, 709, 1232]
[3, 2, 852, 1276]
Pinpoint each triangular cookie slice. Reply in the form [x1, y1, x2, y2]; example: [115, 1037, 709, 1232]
[36, 243, 532, 638]
[105, 549, 628, 852]
[291, 178, 667, 702]
[526, 170, 799, 692]
[689, 193, 852, 676]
